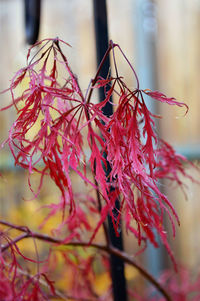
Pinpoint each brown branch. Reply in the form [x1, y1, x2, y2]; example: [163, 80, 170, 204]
[1, 233, 29, 252]
[0, 219, 107, 253]
[0, 219, 172, 301]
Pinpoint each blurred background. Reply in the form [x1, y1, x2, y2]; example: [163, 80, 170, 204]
[0, 0, 200, 298]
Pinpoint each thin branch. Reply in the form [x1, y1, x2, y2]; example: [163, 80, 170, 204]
[86, 42, 113, 104]
[1, 233, 29, 252]
[0, 219, 107, 253]
[3, 261, 97, 301]
[0, 219, 172, 301]
[83, 100, 111, 248]
[93, 170, 111, 247]
[53, 39, 85, 103]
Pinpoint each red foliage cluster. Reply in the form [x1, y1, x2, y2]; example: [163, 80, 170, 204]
[134, 267, 200, 301]
[1, 38, 190, 252]
[0, 38, 197, 300]
[0, 231, 55, 300]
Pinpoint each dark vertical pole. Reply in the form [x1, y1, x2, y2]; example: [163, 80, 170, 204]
[93, 0, 113, 117]
[24, 0, 41, 44]
[93, 1, 128, 300]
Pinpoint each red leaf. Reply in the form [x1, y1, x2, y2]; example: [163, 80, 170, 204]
[143, 89, 188, 114]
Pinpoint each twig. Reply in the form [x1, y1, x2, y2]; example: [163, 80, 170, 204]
[0, 219, 172, 301]
[3, 261, 97, 301]
[0, 219, 107, 253]
[93, 169, 111, 247]
[86, 42, 113, 104]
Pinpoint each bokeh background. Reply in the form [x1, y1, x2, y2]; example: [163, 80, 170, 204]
[0, 0, 200, 298]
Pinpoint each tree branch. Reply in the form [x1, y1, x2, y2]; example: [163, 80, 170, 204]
[0, 219, 172, 301]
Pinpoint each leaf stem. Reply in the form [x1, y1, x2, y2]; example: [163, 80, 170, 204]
[86, 42, 113, 104]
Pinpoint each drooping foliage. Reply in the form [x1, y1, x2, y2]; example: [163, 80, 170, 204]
[0, 38, 197, 300]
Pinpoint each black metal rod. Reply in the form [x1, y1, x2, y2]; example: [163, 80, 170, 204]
[93, 1, 127, 300]
[24, 0, 41, 45]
